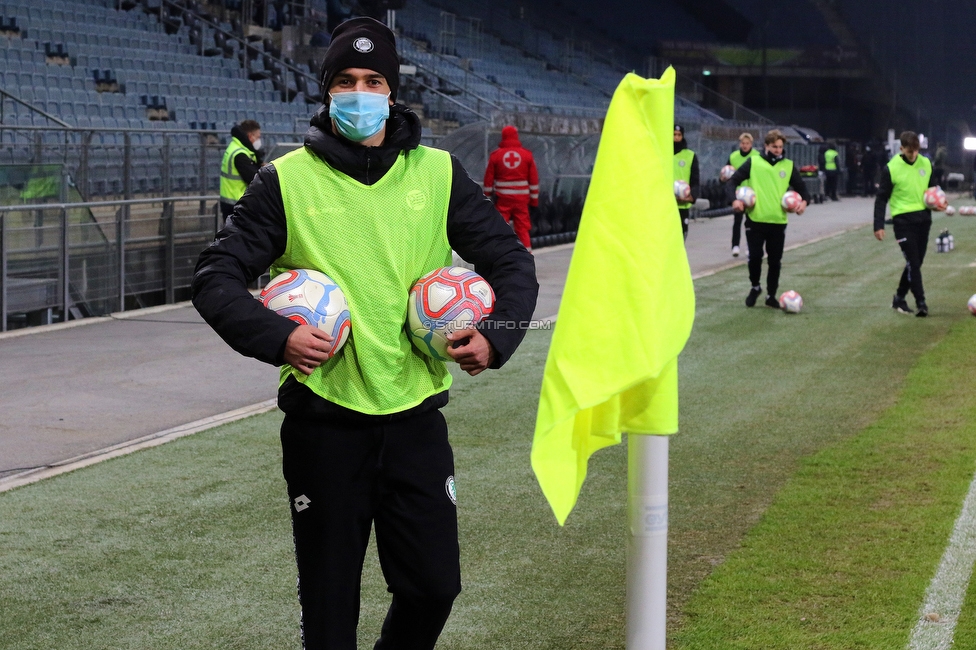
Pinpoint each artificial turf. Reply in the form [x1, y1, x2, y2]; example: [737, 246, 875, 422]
[1, 210, 975, 649]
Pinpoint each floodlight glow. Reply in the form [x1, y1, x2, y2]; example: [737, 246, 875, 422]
[702, 68, 712, 76]
[964, 137, 976, 151]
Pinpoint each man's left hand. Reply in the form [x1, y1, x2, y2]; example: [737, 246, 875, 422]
[445, 327, 495, 376]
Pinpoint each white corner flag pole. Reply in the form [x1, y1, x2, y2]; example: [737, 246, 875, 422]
[626, 434, 669, 649]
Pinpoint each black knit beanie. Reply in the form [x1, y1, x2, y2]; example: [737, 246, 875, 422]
[319, 17, 399, 102]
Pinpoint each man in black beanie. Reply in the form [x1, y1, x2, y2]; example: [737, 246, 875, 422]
[192, 15, 538, 650]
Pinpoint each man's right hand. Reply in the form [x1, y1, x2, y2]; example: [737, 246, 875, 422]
[283, 325, 335, 375]
[732, 199, 745, 212]
[874, 229, 885, 241]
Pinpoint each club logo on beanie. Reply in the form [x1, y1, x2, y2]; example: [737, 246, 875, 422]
[353, 37, 373, 53]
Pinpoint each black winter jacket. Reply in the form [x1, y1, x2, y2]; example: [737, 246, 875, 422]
[192, 103, 538, 420]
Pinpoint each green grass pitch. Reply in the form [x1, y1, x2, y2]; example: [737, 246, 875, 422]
[2, 210, 976, 649]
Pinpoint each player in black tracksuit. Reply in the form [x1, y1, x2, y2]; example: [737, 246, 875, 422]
[725, 133, 810, 307]
[873, 131, 939, 317]
[673, 125, 699, 240]
[192, 19, 538, 650]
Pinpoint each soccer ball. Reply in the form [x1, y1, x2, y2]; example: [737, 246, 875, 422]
[719, 165, 736, 182]
[946, 206, 956, 216]
[781, 190, 803, 212]
[260, 269, 351, 355]
[407, 266, 495, 361]
[674, 180, 692, 203]
[778, 290, 803, 313]
[960, 206, 976, 216]
[968, 294, 976, 315]
[735, 186, 757, 208]
[924, 186, 948, 210]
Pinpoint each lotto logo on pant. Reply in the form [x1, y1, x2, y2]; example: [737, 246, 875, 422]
[293, 494, 311, 512]
[445, 476, 457, 505]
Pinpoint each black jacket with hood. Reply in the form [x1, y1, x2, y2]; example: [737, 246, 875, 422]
[192, 103, 539, 421]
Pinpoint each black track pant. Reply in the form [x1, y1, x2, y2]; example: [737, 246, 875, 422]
[744, 217, 787, 297]
[678, 207, 689, 240]
[893, 218, 931, 304]
[825, 170, 839, 200]
[280, 408, 461, 650]
[731, 209, 744, 247]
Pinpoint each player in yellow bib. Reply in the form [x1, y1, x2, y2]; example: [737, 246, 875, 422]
[726, 132, 759, 257]
[873, 131, 942, 317]
[673, 125, 699, 240]
[726, 129, 810, 308]
[192, 18, 538, 650]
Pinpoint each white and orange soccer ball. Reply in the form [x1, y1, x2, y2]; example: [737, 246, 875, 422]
[735, 186, 757, 208]
[778, 290, 803, 313]
[407, 266, 495, 361]
[924, 186, 948, 211]
[719, 165, 736, 182]
[968, 294, 976, 316]
[674, 180, 693, 203]
[781, 190, 803, 213]
[261, 269, 351, 356]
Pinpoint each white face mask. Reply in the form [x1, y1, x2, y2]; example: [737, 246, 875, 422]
[252, 137, 263, 151]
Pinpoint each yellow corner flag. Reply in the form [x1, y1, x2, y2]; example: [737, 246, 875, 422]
[531, 69, 695, 525]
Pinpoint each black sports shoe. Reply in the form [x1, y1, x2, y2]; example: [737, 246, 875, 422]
[746, 286, 762, 307]
[892, 294, 913, 315]
[916, 301, 928, 317]
[765, 295, 780, 308]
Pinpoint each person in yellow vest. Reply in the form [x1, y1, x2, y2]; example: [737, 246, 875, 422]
[819, 141, 840, 201]
[218, 119, 263, 223]
[873, 130, 943, 317]
[726, 129, 810, 307]
[673, 124, 699, 240]
[191, 17, 538, 650]
[726, 132, 759, 256]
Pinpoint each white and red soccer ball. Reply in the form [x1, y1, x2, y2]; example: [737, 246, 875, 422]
[261, 269, 352, 355]
[781, 190, 803, 213]
[958, 206, 976, 216]
[735, 186, 757, 208]
[407, 266, 495, 362]
[924, 186, 948, 211]
[719, 165, 736, 182]
[946, 205, 957, 216]
[778, 290, 803, 313]
[968, 294, 976, 316]
[674, 180, 693, 203]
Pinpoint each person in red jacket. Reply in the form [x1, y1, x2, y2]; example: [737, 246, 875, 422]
[484, 125, 539, 250]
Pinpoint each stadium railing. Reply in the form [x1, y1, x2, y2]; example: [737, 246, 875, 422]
[0, 194, 220, 331]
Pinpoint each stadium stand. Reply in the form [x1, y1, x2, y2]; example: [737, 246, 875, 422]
[0, 0, 318, 196]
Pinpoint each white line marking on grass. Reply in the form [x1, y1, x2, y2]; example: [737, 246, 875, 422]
[0, 399, 278, 493]
[907, 469, 976, 650]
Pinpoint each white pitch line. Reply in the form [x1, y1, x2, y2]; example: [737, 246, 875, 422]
[907, 468, 976, 650]
[0, 399, 278, 493]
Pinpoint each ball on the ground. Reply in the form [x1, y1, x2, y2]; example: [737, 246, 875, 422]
[924, 186, 948, 210]
[261, 269, 351, 355]
[946, 205, 956, 216]
[407, 266, 495, 362]
[960, 206, 976, 216]
[778, 290, 803, 314]
[735, 186, 757, 208]
[781, 190, 803, 213]
[674, 180, 692, 203]
[719, 165, 736, 182]
[968, 294, 976, 315]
